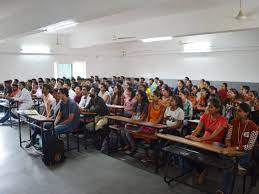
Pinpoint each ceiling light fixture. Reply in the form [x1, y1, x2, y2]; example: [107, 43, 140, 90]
[43, 20, 78, 33]
[183, 42, 211, 53]
[21, 45, 51, 54]
[141, 36, 173, 43]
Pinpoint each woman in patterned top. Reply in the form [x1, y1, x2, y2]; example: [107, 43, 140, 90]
[217, 102, 259, 194]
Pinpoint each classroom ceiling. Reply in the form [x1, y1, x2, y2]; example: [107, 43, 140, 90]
[1, 0, 259, 51]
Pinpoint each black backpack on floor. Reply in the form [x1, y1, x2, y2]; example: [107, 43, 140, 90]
[42, 136, 65, 166]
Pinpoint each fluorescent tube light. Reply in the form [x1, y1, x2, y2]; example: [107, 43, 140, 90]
[183, 41, 211, 53]
[44, 20, 78, 33]
[21, 45, 51, 54]
[141, 36, 173, 43]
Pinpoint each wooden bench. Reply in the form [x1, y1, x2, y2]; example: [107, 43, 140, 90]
[129, 130, 157, 144]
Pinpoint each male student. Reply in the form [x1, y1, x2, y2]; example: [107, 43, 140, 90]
[85, 88, 109, 131]
[53, 88, 80, 134]
[33, 80, 44, 98]
[0, 82, 33, 123]
[25, 84, 56, 148]
[63, 80, 76, 101]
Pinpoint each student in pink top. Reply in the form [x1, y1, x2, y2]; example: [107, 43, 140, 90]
[122, 87, 136, 117]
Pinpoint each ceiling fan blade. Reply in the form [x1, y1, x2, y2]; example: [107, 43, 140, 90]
[117, 36, 136, 40]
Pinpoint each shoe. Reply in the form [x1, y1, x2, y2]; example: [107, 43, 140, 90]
[216, 190, 224, 194]
[25, 141, 35, 148]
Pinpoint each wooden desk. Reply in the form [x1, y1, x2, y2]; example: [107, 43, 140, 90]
[157, 133, 244, 157]
[17, 111, 54, 151]
[106, 104, 124, 115]
[106, 116, 169, 169]
[106, 115, 168, 129]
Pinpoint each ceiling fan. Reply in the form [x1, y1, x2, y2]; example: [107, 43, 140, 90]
[112, 34, 136, 41]
[235, 0, 247, 19]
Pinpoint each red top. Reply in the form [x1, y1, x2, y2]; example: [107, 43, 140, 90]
[219, 89, 228, 104]
[200, 113, 228, 144]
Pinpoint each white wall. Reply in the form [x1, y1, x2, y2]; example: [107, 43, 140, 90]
[84, 50, 259, 83]
[0, 49, 259, 84]
[0, 54, 87, 82]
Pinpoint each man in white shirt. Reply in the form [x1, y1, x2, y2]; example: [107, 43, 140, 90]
[0, 82, 33, 123]
[63, 81, 76, 101]
[79, 86, 91, 110]
[33, 81, 44, 98]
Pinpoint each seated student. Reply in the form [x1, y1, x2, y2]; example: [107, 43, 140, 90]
[179, 90, 193, 119]
[132, 78, 140, 92]
[188, 85, 198, 107]
[186, 98, 228, 144]
[33, 80, 43, 98]
[85, 88, 109, 131]
[194, 88, 210, 114]
[225, 88, 242, 121]
[25, 84, 56, 148]
[98, 83, 111, 104]
[122, 87, 136, 117]
[185, 80, 193, 93]
[240, 85, 250, 102]
[111, 84, 124, 105]
[219, 83, 228, 105]
[163, 95, 184, 134]
[149, 78, 157, 94]
[174, 80, 185, 95]
[55, 79, 63, 89]
[0, 82, 33, 123]
[208, 86, 218, 95]
[42, 84, 56, 118]
[217, 103, 259, 194]
[53, 88, 80, 134]
[74, 86, 82, 104]
[186, 98, 228, 184]
[63, 80, 76, 101]
[3, 80, 12, 98]
[248, 90, 258, 111]
[10, 83, 21, 98]
[105, 80, 114, 97]
[157, 79, 164, 91]
[31, 81, 38, 96]
[120, 90, 149, 154]
[160, 84, 172, 108]
[79, 86, 91, 110]
[26, 80, 33, 92]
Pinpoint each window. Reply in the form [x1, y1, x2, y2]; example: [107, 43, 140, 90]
[72, 61, 86, 78]
[54, 61, 86, 78]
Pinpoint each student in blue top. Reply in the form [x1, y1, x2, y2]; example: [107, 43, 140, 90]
[53, 88, 80, 134]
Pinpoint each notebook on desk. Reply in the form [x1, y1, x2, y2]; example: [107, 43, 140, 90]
[18, 109, 39, 115]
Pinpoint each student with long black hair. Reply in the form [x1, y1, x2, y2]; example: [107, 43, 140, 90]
[121, 90, 149, 154]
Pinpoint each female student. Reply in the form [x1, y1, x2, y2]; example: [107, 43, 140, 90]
[160, 84, 172, 108]
[121, 90, 149, 154]
[179, 90, 193, 119]
[195, 88, 210, 113]
[225, 88, 242, 121]
[186, 98, 228, 184]
[111, 84, 124, 105]
[163, 95, 185, 134]
[122, 87, 136, 117]
[217, 102, 259, 194]
[98, 83, 111, 104]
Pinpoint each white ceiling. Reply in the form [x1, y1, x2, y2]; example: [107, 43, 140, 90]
[1, 0, 259, 53]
